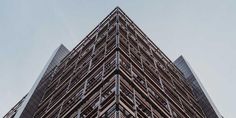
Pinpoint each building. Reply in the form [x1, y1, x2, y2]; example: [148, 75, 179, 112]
[174, 56, 222, 118]
[3, 95, 27, 118]
[4, 45, 69, 118]
[5, 7, 206, 118]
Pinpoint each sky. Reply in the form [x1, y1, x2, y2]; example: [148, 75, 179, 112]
[0, 0, 235, 117]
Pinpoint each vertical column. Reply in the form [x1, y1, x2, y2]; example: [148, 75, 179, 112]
[115, 10, 120, 118]
[97, 63, 105, 117]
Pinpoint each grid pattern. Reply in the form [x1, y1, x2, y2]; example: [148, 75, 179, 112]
[33, 7, 205, 118]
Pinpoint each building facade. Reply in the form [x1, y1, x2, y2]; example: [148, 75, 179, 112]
[174, 56, 222, 118]
[4, 45, 69, 118]
[5, 7, 206, 118]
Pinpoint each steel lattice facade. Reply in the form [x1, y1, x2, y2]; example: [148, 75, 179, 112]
[5, 7, 206, 118]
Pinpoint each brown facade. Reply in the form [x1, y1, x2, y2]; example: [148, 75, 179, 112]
[5, 7, 206, 118]
[34, 7, 205, 118]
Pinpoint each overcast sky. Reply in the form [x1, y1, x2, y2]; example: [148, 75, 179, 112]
[0, 0, 235, 117]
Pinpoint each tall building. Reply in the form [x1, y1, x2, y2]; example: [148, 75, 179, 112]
[174, 56, 222, 118]
[5, 7, 206, 118]
[4, 44, 69, 118]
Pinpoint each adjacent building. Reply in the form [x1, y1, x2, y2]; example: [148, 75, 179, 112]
[174, 56, 222, 118]
[4, 45, 69, 118]
[5, 7, 207, 118]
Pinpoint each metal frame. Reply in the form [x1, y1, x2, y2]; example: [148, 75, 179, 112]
[5, 7, 206, 118]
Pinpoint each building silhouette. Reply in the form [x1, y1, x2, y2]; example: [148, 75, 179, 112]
[4, 45, 69, 118]
[174, 56, 222, 118]
[5, 7, 207, 118]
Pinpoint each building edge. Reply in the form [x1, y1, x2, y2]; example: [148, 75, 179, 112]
[174, 55, 223, 118]
[4, 44, 69, 118]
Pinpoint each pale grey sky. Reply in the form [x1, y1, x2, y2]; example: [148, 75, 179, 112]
[0, 0, 235, 117]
